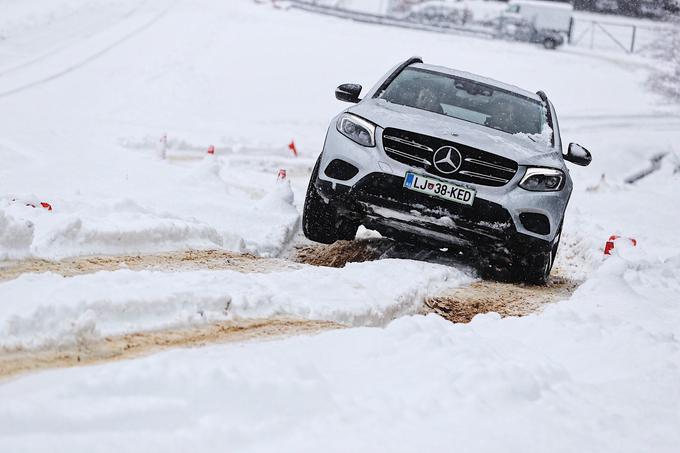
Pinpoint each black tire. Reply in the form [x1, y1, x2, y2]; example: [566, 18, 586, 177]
[478, 231, 561, 285]
[302, 156, 358, 244]
[514, 247, 553, 285]
[543, 37, 557, 50]
[513, 230, 561, 285]
[476, 245, 514, 282]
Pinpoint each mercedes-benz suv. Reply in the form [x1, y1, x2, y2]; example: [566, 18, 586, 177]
[302, 57, 592, 284]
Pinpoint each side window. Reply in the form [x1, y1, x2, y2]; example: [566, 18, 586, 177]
[507, 5, 520, 13]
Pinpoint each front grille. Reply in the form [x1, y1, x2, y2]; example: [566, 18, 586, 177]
[382, 128, 518, 187]
[352, 173, 515, 241]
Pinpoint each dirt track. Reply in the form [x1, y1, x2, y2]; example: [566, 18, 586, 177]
[0, 318, 343, 380]
[0, 249, 299, 281]
[1, 240, 581, 378]
[293, 239, 580, 324]
[422, 276, 578, 323]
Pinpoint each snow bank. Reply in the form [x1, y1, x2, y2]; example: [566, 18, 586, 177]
[0, 259, 467, 351]
[0, 152, 301, 260]
[1, 250, 677, 452]
[0, 210, 34, 260]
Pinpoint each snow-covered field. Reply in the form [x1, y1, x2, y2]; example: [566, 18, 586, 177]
[1, 0, 679, 451]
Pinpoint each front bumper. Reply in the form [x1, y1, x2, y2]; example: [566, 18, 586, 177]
[317, 122, 572, 247]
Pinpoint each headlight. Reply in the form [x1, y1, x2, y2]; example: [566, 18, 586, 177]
[337, 113, 376, 147]
[519, 168, 565, 191]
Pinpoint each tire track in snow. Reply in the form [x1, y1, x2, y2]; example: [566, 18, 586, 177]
[0, 318, 343, 380]
[0, 2, 144, 78]
[0, 0, 176, 99]
[0, 249, 299, 282]
[423, 276, 579, 323]
[0, 240, 579, 378]
[293, 240, 581, 322]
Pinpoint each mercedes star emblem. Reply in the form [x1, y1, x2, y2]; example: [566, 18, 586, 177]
[432, 146, 462, 175]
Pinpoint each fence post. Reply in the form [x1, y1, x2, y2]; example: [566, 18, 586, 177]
[590, 21, 595, 49]
[630, 25, 637, 53]
[568, 17, 574, 44]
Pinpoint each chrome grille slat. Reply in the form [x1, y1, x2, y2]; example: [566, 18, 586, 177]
[382, 128, 518, 187]
[383, 135, 434, 152]
[384, 147, 431, 166]
[458, 171, 510, 183]
[464, 158, 516, 174]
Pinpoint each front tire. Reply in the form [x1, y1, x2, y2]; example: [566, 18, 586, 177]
[478, 233, 560, 285]
[302, 156, 358, 244]
[514, 247, 553, 285]
[513, 232, 560, 285]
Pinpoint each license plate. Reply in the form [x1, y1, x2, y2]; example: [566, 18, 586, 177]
[403, 172, 476, 206]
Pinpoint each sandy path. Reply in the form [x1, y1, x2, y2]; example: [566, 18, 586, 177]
[0, 249, 300, 281]
[293, 239, 581, 323]
[0, 318, 343, 380]
[422, 275, 579, 323]
[1, 239, 581, 378]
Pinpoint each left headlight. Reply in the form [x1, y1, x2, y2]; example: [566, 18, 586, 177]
[519, 168, 565, 192]
[337, 113, 376, 147]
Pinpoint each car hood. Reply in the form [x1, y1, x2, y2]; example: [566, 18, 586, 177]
[348, 99, 564, 168]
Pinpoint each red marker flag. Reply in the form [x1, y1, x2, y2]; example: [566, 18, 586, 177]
[288, 140, 298, 157]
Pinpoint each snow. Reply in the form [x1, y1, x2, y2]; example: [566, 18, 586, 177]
[1, 0, 680, 451]
[0, 0, 673, 262]
[0, 259, 467, 351]
[1, 250, 678, 453]
[0, 147, 303, 259]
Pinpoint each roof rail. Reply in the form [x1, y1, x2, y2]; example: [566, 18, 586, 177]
[373, 56, 423, 98]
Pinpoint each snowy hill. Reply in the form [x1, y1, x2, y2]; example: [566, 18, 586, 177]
[0, 1, 679, 452]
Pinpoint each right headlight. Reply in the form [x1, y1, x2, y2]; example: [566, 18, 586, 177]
[336, 113, 376, 147]
[519, 168, 565, 192]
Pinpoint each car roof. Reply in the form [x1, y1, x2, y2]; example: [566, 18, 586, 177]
[411, 63, 542, 102]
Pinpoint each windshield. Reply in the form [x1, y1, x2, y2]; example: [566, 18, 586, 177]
[378, 67, 547, 137]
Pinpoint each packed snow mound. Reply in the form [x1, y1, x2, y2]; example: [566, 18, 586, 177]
[0, 210, 34, 260]
[0, 259, 468, 351]
[0, 196, 225, 258]
[0, 151, 301, 260]
[1, 250, 678, 452]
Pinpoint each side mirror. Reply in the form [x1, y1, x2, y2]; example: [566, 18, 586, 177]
[335, 84, 362, 103]
[564, 143, 592, 167]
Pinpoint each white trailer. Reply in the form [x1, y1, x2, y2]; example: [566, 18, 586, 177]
[500, 0, 574, 48]
[503, 0, 573, 34]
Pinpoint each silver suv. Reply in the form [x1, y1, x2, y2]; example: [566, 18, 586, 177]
[302, 58, 592, 283]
